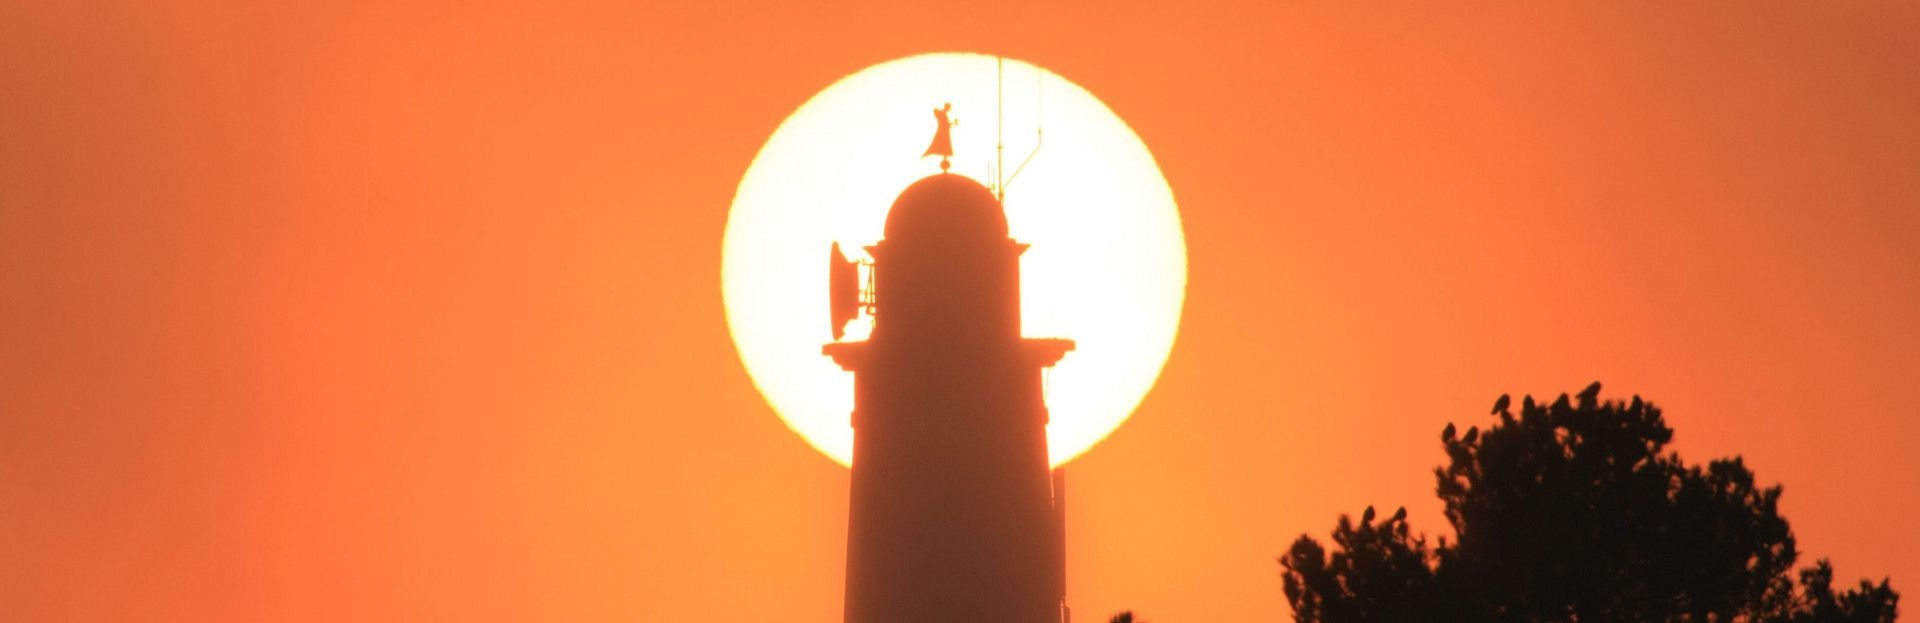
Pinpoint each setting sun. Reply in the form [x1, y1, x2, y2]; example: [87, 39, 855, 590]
[721, 53, 1188, 467]
[11, 4, 1920, 622]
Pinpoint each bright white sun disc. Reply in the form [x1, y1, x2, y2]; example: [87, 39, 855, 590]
[722, 52, 1187, 468]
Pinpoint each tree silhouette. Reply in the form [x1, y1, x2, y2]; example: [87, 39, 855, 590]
[1280, 383, 1899, 622]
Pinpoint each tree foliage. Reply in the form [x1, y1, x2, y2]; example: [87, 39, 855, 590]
[1280, 383, 1899, 622]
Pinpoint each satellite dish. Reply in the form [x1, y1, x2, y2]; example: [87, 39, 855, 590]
[828, 242, 861, 340]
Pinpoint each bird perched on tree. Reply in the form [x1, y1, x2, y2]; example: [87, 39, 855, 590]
[1551, 393, 1571, 411]
[1523, 395, 1537, 412]
[1463, 426, 1479, 444]
[1577, 381, 1603, 405]
[1491, 393, 1511, 415]
[1390, 506, 1407, 523]
[1630, 395, 1643, 412]
[1362, 505, 1376, 524]
[1442, 422, 1457, 442]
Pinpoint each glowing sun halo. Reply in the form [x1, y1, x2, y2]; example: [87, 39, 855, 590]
[722, 53, 1187, 467]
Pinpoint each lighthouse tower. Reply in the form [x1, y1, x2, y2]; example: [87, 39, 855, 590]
[823, 170, 1072, 623]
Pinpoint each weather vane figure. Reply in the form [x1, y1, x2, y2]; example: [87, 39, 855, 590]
[924, 102, 957, 172]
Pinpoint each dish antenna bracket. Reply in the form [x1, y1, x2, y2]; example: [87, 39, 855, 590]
[827, 242, 876, 340]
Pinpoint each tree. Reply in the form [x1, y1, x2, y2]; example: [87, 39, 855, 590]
[1280, 383, 1899, 622]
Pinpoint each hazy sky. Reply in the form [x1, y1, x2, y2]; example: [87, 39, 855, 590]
[3, 2, 1917, 621]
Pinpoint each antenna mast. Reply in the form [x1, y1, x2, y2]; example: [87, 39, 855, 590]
[1003, 67, 1043, 198]
[992, 57, 1044, 202]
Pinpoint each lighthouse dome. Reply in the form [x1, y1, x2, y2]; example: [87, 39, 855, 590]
[882, 174, 1007, 241]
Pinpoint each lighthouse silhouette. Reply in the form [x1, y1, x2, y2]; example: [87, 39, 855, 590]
[823, 105, 1073, 623]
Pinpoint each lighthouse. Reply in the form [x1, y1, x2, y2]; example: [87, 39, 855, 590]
[822, 121, 1072, 622]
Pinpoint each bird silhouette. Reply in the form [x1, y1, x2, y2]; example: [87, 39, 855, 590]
[1523, 395, 1537, 412]
[1463, 426, 1479, 444]
[1630, 395, 1643, 412]
[1442, 422, 1457, 442]
[1391, 506, 1407, 523]
[1577, 381, 1603, 405]
[1362, 505, 1376, 524]
[1491, 393, 1511, 414]
[1551, 393, 1571, 411]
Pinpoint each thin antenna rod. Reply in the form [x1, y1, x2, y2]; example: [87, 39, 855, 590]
[1053, 467, 1069, 623]
[1003, 70, 1043, 195]
[996, 56, 1005, 201]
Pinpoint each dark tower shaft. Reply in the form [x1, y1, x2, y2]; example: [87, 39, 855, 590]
[825, 174, 1070, 623]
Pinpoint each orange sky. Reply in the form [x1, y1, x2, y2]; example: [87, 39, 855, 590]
[3, 2, 1918, 621]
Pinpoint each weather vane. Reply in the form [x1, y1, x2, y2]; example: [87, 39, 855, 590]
[923, 102, 956, 172]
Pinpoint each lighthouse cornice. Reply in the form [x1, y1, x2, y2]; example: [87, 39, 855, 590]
[821, 337, 1074, 372]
